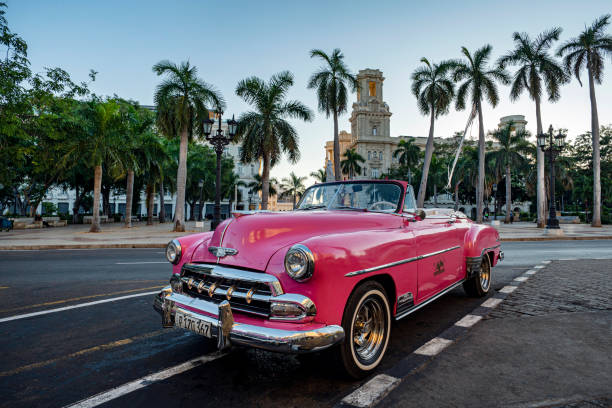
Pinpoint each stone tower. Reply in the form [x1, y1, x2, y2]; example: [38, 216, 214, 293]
[350, 69, 392, 140]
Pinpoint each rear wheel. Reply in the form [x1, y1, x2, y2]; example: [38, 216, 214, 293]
[339, 281, 391, 379]
[463, 254, 492, 297]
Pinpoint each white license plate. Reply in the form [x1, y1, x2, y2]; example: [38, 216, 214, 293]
[175, 310, 212, 338]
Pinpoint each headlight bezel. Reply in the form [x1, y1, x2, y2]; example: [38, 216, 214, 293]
[284, 244, 314, 282]
[166, 239, 182, 264]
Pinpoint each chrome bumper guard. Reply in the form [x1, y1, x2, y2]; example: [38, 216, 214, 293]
[153, 288, 344, 353]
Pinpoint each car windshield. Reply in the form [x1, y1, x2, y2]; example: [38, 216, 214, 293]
[297, 182, 403, 212]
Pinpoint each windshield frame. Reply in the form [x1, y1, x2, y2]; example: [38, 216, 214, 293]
[296, 180, 406, 213]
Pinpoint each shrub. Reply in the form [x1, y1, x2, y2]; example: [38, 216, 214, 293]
[41, 202, 57, 215]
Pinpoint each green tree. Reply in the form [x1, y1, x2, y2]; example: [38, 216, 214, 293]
[340, 148, 365, 179]
[153, 60, 224, 231]
[498, 28, 568, 228]
[310, 168, 326, 183]
[452, 45, 510, 223]
[308, 49, 358, 180]
[235, 71, 312, 210]
[411, 58, 455, 207]
[393, 138, 421, 183]
[558, 14, 612, 227]
[280, 172, 307, 209]
[487, 123, 532, 223]
[247, 174, 278, 202]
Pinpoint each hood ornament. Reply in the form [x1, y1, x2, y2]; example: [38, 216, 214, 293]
[209, 246, 238, 258]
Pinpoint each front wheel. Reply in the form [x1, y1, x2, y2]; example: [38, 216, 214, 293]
[339, 281, 391, 379]
[463, 254, 492, 297]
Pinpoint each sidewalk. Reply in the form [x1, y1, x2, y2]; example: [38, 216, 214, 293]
[381, 259, 612, 408]
[0, 220, 611, 250]
[0, 221, 206, 250]
[491, 221, 612, 241]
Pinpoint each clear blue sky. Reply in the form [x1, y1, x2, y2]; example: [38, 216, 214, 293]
[9, 0, 612, 181]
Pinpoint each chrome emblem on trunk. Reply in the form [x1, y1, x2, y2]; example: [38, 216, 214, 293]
[208, 246, 238, 258]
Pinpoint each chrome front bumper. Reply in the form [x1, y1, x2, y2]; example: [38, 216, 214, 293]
[153, 288, 344, 353]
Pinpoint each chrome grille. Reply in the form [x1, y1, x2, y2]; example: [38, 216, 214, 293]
[180, 263, 280, 317]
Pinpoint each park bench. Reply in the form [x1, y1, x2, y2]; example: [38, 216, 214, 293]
[43, 216, 67, 227]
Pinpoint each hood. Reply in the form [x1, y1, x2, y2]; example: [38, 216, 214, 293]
[191, 211, 401, 271]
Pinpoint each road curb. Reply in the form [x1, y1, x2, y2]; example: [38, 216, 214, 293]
[0, 243, 166, 250]
[501, 235, 612, 242]
[1, 235, 610, 250]
[336, 260, 552, 408]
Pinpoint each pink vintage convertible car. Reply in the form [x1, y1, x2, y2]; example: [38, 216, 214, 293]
[154, 180, 503, 377]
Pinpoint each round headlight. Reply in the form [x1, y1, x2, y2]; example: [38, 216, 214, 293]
[284, 244, 314, 282]
[166, 239, 182, 264]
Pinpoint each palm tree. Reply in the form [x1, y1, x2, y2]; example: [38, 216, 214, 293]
[280, 172, 307, 209]
[452, 45, 510, 223]
[310, 168, 326, 183]
[153, 60, 224, 231]
[308, 49, 358, 180]
[394, 138, 421, 183]
[498, 28, 568, 228]
[452, 144, 479, 211]
[411, 58, 455, 207]
[235, 71, 313, 210]
[558, 14, 612, 227]
[487, 123, 532, 223]
[247, 174, 278, 204]
[340, 148, 365, 179]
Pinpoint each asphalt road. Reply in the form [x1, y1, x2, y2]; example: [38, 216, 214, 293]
[1, 240, 611, 408]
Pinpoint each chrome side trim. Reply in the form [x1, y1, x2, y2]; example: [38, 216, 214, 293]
[345, 245, 461, 277]
[395, 279, 465, 321]
[182, 263, 284, 296]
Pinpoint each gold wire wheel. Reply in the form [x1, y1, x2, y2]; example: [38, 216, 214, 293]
[352, 297, 386, 363]
[479, 257, 491, 291]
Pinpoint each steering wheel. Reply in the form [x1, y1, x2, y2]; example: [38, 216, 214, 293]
[368, 201, 396, 211]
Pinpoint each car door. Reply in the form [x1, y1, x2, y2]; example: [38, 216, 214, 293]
[413, 214, 464, 303]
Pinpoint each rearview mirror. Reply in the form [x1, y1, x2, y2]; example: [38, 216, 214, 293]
[417, 209, 426, 220]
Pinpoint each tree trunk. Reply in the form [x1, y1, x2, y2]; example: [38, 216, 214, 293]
[504, 165, 511, 224]
[292, 193, 296, 210]
[454, 180, 461, 211]
[173, 125, 189, 232]
[159, 179, 166, 223]
[102, 185, 110, 216]
[72, 183, 80, 224]
[433, 184, 438, 206]
[261, 153, 271, 210]
[535, 97, 546, 228]
[125, 170, 134, 228]
[476, 102, 485, 224]
[587, 62, 601, 227]
[333, 110, 341, 181]
[90, 165, 102, 232]
[146, 183, 154, 226]
[417, 109, 436, 207]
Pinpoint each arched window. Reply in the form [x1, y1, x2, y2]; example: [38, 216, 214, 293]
[372, 127, 377, 136]
[368, 151, 371, 160]
[379, 151, 383, 160]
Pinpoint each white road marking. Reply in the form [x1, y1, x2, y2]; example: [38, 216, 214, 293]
[541, 260, 552, 264]
[64, 353, 226, 408]
[524, 270, 537, 275]
[558, 258, 577, 261]
[514, 276, 529, 282]
[115, 261, 167, 265]
[341, 374, 400, 408]
[499, 286, 517, 294]
[481, 298, 503, 308]
[534, 265, 545, 269]
[455, 314, 482, 328]
[0, 291, 158, 323]
[414, 337, 453, 356]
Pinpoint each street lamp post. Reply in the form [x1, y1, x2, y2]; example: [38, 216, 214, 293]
[198, 179, 204, 221]
[537, 125, 566, 230]
[203, 111, 238, 230]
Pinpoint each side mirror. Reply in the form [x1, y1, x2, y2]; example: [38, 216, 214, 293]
[417, 209, 426, 220]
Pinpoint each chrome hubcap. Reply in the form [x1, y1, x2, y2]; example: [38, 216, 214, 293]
[480, 258, 491, 291]
[353, 297, 385, 362]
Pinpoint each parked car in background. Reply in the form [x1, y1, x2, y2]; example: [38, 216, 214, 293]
[154, 180, 503, 378]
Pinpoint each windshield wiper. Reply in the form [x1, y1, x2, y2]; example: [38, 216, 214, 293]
[298, 204, 327, 211]
[331, 206, 366, 211]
